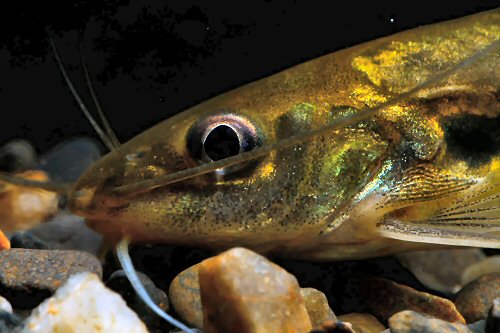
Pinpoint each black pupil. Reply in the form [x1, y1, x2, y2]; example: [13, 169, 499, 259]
[204, 125, 241, 161]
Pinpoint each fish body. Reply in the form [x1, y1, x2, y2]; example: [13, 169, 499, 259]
[69, 10, 499, 259]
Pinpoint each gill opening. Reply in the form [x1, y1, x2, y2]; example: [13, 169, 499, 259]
[116, 237, 197, 333]
[113, 38, 500, 195]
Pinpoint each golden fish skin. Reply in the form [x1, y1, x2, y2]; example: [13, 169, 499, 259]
[69, 9, 499, 260]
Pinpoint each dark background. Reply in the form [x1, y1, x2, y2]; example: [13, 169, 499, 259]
[0, 1, 498, 154]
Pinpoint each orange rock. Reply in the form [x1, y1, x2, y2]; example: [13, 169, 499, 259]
[337, 313, 386, 333]
[362, 277, 465, 324]
[300, 288, 336, 328]
[168, 263, 203, 328]
[198, 247, 312, 333]
[0, 230, 10, 250]
[0, 171, 58, 232]
[455, 273, 500, 323]
[389, 310, 472, 333]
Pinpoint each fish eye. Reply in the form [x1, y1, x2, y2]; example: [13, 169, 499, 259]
[187, 114, 262, 174]
[203, 124, 241, 161]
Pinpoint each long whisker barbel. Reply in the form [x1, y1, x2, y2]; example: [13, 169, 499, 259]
[49, 37, 118, 152]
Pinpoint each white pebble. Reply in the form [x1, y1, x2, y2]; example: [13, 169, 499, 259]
[20, 272, 149, 333]
[461, 255, 500, 286]
[0, 295, 12, 313]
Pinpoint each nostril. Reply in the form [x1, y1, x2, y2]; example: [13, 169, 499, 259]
[126, 151, 145, 161]
[70, 187, 97, 211]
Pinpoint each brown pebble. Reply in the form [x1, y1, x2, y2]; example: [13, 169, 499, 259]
[309, 320, 356, 333]
[455, 274, 500, 323]
[362, 277, 465, 323]
[198, 247, 312, 333]
[0, 248, 102, 308]
[389, 310, 472, 333]
[168, 263, 203, 328]
[0, 171, 58, 232]
[337, 313, 385, 333]
[301, 287, 337, 328]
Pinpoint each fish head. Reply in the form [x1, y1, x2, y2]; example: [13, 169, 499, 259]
[69, 9, 499, 256]
[68, 66, 390, 251]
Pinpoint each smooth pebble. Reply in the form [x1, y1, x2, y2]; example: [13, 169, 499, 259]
[301, 288, 336, 328]
[337, 313, 385, 333]
[168, 263, 203, 328]
[462, 256, 500, 286]
[106, 270, 169, 332]
[396, 249, 485, 294]
[362, 277, 465, 323]
[0, 249, 102, 308]
[389, 310, 472, 333]
[455, 273, 500, 323]
[19, 272, 148, 333]
[198, 247, 312, 333]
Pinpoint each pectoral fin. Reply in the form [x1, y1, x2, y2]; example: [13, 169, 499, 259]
[376, 166, 500, 248]
[377, 219, 499, 248]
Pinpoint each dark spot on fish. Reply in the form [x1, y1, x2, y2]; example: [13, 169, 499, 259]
[444, 114, 500, 166]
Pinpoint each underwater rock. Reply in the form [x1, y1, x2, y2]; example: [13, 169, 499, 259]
[10, 232, 48, 250]
[485, 298, 500, 333]
[337, 313, 385, 333]
[19, 272, 148, 333]
[168, 263, 203, 328]
[0, 296, 12, 314]
[455, 273, 500, 323]
[301, 288, 336, 328]
[29, 214, 102, 256]
[308, 320, 356, 333]
[168, 261, 332, 331]
[467, 320, 486, 333]
[0, 139, 37, 172]
[389, 310, 472, 333]
[0, 310, 22, 332]
[462, 256, 500, 286]
[0, 171, 58, 232]
[106, 270, 169, 332]
[395, 249, 485, 294]
[362, 277, 465, 323]
[0, 249, 102, 308]
[198, 247, 312, 333]
[38, 137, 102, 183]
